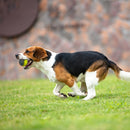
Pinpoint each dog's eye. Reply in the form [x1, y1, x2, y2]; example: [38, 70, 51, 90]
[25, 50, 30, 53]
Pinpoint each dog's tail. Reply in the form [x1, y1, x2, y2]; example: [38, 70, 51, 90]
[109, 60, 130, 81]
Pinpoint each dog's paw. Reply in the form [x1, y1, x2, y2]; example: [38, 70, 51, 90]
[60, 93, 67, 98]
[68, 92, 76, 97]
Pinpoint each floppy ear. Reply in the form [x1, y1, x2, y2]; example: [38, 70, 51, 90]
[33, 47, 47, 60]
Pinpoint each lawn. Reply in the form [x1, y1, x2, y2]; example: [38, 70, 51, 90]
[0, 75, 130, 130]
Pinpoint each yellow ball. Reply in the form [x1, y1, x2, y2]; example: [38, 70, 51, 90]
[19, 59, 28, 66]
[23, 59, 28, 66]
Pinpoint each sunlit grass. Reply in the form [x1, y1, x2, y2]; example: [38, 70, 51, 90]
[0, 75, 130, 130]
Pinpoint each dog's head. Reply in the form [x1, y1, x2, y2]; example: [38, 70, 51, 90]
[15, 46, 49, 69]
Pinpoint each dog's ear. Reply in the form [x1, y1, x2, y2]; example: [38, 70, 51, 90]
[33, 47, 47, 60]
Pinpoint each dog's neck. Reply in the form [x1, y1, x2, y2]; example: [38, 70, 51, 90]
[32, 51, 57, 81]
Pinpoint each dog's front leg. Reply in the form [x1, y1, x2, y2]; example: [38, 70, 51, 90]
[53, 84, 67, 98]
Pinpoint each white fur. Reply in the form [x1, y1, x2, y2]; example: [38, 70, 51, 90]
[32, 51, 57, 82]
[83, 71, 99, 101]
[53, 83, 65, 98]
[119, 71, 130, 81]
[18, 53, 29, 59]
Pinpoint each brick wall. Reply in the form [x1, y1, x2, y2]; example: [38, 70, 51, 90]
[0, 0, 130, 80]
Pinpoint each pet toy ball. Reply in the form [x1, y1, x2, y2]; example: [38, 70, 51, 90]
[19, 59, 28, 66]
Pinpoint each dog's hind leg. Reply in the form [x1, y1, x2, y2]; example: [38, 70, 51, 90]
[69, 81, 87, 97]
[80, 82, 87, 93]
[82, 71, 98, 101]
[83, 66, 109, 101]
[68, 82, 87, 97]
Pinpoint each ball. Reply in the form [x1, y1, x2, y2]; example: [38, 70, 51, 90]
[19, 59, 28, 66]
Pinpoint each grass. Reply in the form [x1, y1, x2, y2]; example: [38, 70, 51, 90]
[0, 75, 130, 130]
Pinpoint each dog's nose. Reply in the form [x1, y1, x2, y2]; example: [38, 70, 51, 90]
[15, 54, 19, 59]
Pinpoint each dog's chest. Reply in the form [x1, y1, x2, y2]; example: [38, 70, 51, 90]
[34, 53, 57, 82]
[44, 68, 56, 82]
[38, 62, 56, 81]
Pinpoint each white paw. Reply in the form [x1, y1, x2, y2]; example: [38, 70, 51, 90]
[78, 92, 87, 97]
[59, 93, 67, 98]
[82, 95, 96, 101]
[54, 93, 67, 98]
[68, 92, 87, 97]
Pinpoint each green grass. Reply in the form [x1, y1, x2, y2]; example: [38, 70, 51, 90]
[0, 75, 130, 130]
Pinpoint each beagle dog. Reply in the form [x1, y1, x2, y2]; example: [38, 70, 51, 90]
[15, 46, 130, 100]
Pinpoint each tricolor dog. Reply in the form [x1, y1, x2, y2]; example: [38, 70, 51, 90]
[15, 46, 130, 100]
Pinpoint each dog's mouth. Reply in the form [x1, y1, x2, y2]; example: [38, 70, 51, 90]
[24, 59, 33, 69]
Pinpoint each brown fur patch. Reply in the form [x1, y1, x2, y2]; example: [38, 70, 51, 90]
[24, 46, 48, 61]
[87, 60, 105, 72]
[88, 60, 108, 81]
[53, 63, 75, 87]
[109, 61, 121, 78]
[96, 66, 108, 81]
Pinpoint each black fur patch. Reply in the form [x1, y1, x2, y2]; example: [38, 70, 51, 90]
[53, 51, 110, 77]
[46, 50, 52, 60]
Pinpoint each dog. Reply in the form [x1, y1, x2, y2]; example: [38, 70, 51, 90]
[15, 46, 130, 100]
